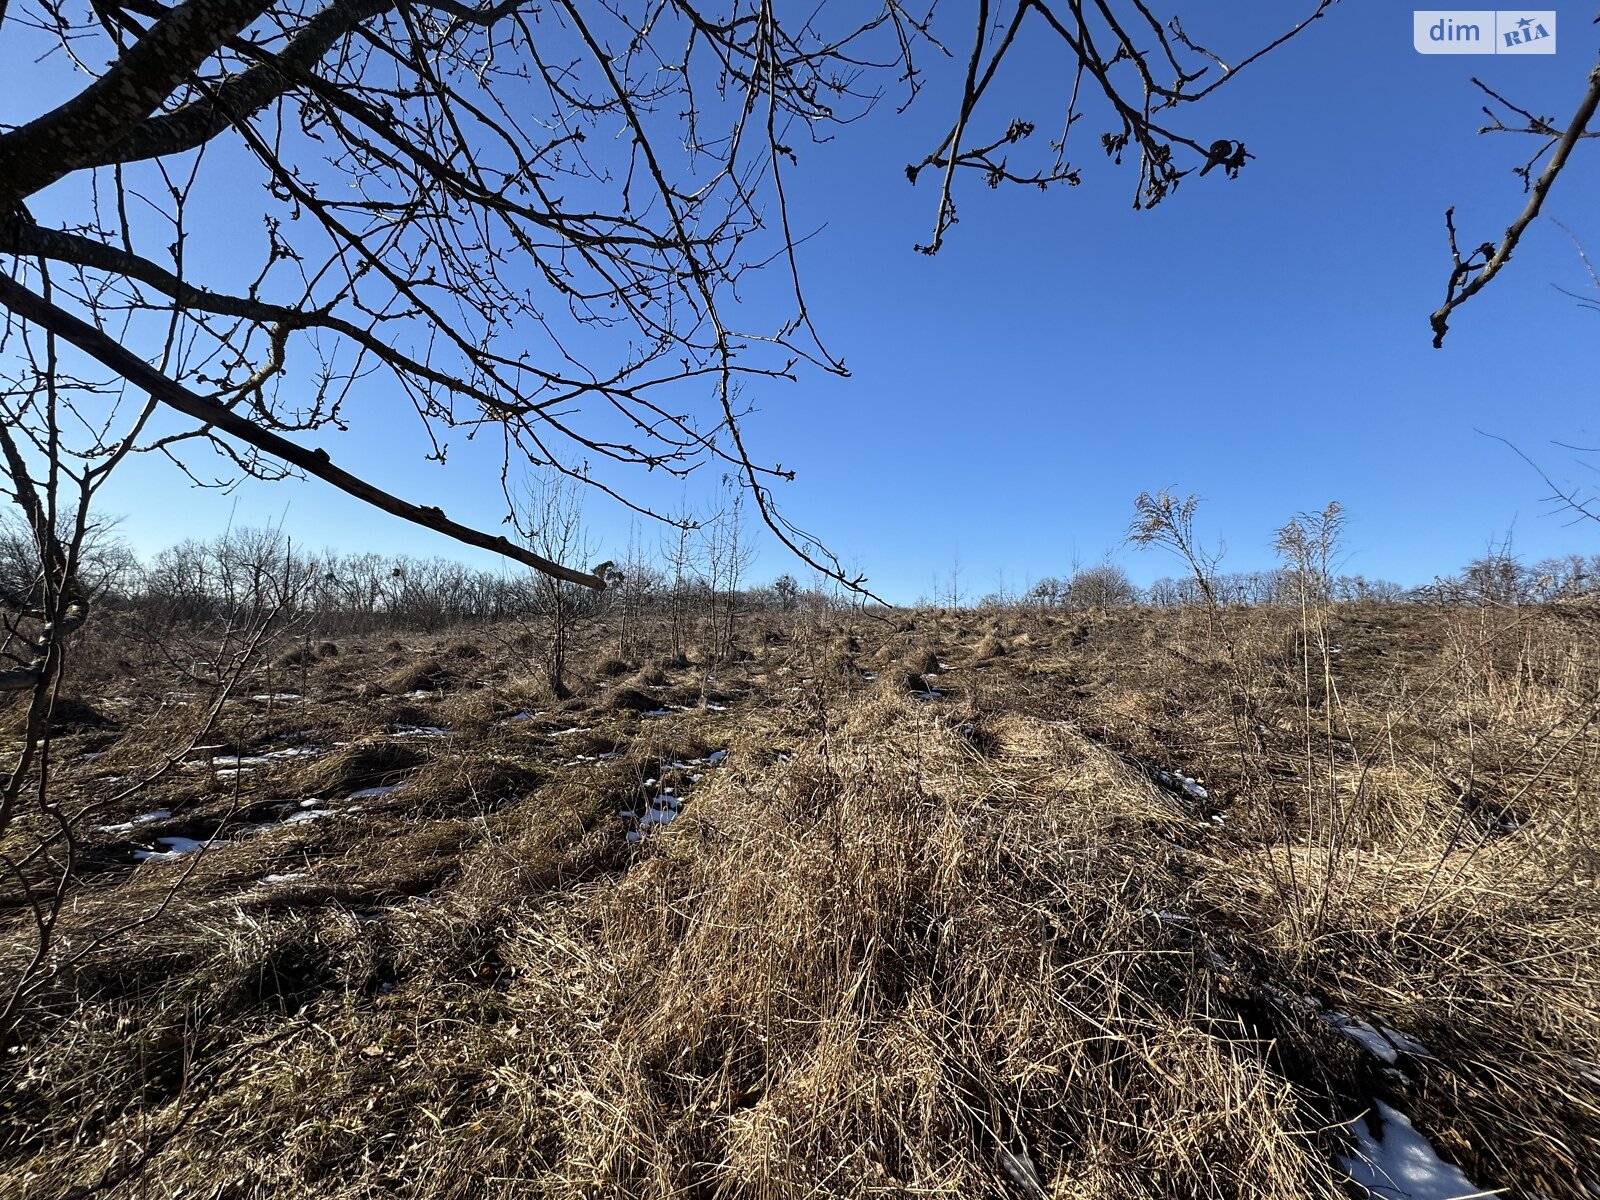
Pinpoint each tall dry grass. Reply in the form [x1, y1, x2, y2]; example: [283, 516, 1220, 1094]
[2, 603, 1597, 1197]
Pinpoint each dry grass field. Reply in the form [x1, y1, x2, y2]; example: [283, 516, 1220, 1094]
[3, 600, 1598, 1199]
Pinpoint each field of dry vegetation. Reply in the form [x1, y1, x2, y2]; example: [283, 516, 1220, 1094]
[3, 597, 1598, 1199]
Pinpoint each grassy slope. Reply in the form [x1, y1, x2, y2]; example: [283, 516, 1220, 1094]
[2, 601, 1597, 1198]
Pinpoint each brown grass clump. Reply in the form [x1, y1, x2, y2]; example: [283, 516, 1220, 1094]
[606, 685, 662, 713]
[881, 663, 936, 695]
[434, 687, 509, 732]
[294, 738, 428, 798]
[398, 752, 544, 818]
[629, 660, 671, 688]
[275, 643, 316, 668]
[540, 698, 1343, 1199]
[594, 655, 633, 678]
[972, 631, 1008, 661]
[902, 646, 941, 676]
[381, 658, 455, 694]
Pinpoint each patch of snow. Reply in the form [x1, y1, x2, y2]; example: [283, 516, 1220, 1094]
[1341, 1099, 1484, 1200]
[283, 808, 334, 824]
[1141, 908, 1193, 925]
[1156, 769, 1209, 801]
[547, 726, 589, 737]
[259, 872, 307, 885]
[391, 724, 454, 737]
[348, 784, 402, 801]
[502, 712, 535, 724]
[263, 745, 324, 761]
[96, 809, 171, 834]
[134, 836, 222, 862]
[861, 671, 879, 681]
[1322, 1012, 1431, 1065]
[640, 804, 679, 829]
[251, 693, 302, 702]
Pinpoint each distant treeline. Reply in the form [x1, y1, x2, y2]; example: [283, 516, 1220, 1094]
[3, 521, 1595, 634]
[1008, 553, 1600, 611]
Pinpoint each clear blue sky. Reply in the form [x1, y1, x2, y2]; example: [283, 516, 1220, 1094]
[7, 4, 1600, 602]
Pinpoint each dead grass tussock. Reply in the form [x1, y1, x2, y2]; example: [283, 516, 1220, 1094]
[544, 696, 1343, 1199]
[381, 658, 455, 694]
[397, 751, 544, 818]
[294, 738, 428, 798]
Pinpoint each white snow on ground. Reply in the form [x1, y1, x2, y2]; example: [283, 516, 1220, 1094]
[546, 726, 589, 737]
[640, 801, 680, 829]
[348, 784, 402, 801]
[259, 873, 307, 885]
[250, 693, 302, 702]
[133, 836, 221, 862]
[391, 724, 454, 737]
[662, 750, 727, 771]
[96, 809, 171, 834]
[1141, 908, 1193, 925]
[188, 745, 326, 773]
[1156, 769, 1209, 801]
[1342, 1100, 1486, 1200]
[1322, 1012, 1432, 1064]
[624, 750, 727, 839]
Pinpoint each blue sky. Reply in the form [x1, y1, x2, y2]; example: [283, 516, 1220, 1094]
[7, 4, 1600, 602]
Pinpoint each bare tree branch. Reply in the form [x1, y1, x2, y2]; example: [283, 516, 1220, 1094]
[0, 270, 605, 588]
[0, 0, 273, 207]
[1431, 58, 1600, 348]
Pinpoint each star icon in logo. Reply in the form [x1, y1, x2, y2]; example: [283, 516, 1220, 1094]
[1516, 16, 1533, 30]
